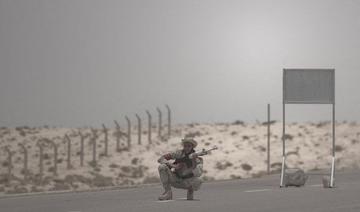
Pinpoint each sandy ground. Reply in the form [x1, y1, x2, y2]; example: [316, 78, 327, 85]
[0, 121, 359, 194]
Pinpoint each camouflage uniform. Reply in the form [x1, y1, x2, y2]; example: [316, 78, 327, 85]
[158, 150, 203, 192]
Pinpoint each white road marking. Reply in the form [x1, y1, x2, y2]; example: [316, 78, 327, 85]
[244, 189, 271, 193]
[156, 200, 174, 203]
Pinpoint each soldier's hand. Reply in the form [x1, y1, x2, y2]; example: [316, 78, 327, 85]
[172, 163, 185, 170]
[165, 162, 176, 168]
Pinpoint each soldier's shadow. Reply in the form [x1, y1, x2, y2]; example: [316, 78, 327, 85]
[156, 198, 200, 203]
[175, 198, 200, 201]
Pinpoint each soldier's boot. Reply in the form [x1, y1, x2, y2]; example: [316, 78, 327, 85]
[187, 187, 194, 200]
[158, 186, 172, 201]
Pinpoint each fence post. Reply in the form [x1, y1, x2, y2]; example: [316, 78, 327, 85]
[125, 116, 131, 149]
[165, 104, 171, 139]
[157, 107, 162, 140]
[267, 103, 271, 175]
[65, 134, 72, 169]
[136, 114, 142, 145]
[102, 124, 108, 156]
[91, 128, 98, 165]
[146, 110, 152, 144]
[37, 142, 44, 184]
[49, 141, 58, 176]
[79, 131, 85, 167]
[4, 147, 12, 185]
[114, 120, 121, 152]
[18, 143, 28, 182]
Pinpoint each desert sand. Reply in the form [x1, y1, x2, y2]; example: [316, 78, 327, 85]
[0, 121, 359, 194]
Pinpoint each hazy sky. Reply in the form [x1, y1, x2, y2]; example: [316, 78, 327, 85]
[1, 0, 360, 127]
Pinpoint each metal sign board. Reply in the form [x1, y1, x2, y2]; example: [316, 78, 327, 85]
[283, 69, 335, 104]
[280, 68, 336, 188]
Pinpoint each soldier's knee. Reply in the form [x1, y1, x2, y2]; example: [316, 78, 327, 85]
[158, 164, 169, 171]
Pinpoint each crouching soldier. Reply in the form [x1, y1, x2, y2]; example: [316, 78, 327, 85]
[157, 137, 203, 201]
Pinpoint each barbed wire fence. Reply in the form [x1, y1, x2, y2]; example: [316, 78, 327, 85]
[0, 105, 172, 186]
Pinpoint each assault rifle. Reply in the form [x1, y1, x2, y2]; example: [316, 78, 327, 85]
[189, 146, 218, 159]
[169, 146, 218, 173]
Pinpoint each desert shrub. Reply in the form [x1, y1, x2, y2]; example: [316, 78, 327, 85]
[242, 135, 249, 140]
[271, 162, 282, 168]
[121, 166, 131, 173]
[109, 163, 119, 168]
[43, 153, 50, 160]
[88, 161, 97, 167]
[131, 158, 139, 165]
[286, 151, 299, 156]
[282, 134, 293, 140]
[261, 120, 276, 126]
[232, 120, 245, 125]
[215, 161, 233, 170]
[19, 131, 26, 137]
[119, 166, 147, 178]
[0, 175, 9, 184]
[92, 174, 113, 187]
[2, 161, 9, 167]
[230, 175, 242, 179]
[185, 131, 202, 137]
[64, 175, 92, 186]
[316, 122, 329, 128]
[352, 139, 359, 144]
[335, 145, 344, 152]
[52, 183, 70, 191]
[8, 137, 17, 142]
[31, 186, 44, 193]
[201, 176, 215, 181]
[241, 163, 252, 171]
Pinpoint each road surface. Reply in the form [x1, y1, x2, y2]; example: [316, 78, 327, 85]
[1, 170, 360, 212]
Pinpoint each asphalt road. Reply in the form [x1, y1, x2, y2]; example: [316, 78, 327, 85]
[1, 170, 360, 212]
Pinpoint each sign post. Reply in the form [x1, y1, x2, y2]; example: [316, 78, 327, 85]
[280, 69, 335, 188]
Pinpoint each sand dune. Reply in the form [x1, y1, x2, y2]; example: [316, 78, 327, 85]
[0, 121, 359, 194]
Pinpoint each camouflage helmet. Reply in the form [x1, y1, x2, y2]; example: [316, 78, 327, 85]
[181, 137, 197, 148]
